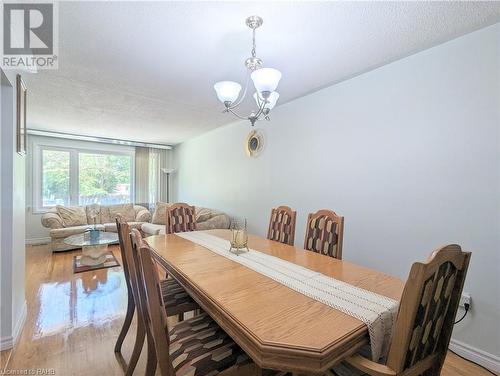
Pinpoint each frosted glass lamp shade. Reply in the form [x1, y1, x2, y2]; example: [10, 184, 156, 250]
[214, 81, 242, 103]
[253, 91, 280, 110]
[251, 68, 282, 93]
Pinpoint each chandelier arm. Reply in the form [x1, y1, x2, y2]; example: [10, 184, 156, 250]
[226, 107, 252, 121]
[228, 73, 250, 110]
[255, 92, 263, 107]
[226, 96, 266, 122]
[253, 97, 268, 119]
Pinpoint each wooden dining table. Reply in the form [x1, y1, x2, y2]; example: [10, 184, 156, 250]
[146, 229, 404, 375]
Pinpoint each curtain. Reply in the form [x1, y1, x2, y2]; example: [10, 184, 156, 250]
[149, 148, 169, 203]
[136, 147, 169, 208]
[157, 148, 168, 202]
[135, 147, 150, 207]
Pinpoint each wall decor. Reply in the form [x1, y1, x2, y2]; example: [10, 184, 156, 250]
[245, 129, 265, 158]
[16, 74, 27, 155]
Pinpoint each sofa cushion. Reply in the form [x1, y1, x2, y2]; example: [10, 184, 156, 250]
[152, 202, 173, 225]
[196, 214, 230, 230]
[141, 223, 165, 236]
[103, 222, 144, 233]
[134, 207, 151, 222]
[195, 207, 215, 222]
[49, 224, 105, 239]
[101, 203, 135, 223]
[41, 211, 64, 229]
[110, 203, 135, 221]
[56, 205, 88, 227]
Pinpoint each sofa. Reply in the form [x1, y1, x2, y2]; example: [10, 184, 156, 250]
[41, 203, 151, 252]
[141, 202, 231, 236]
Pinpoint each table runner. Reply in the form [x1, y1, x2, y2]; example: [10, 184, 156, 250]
[175, 231, 399, 361]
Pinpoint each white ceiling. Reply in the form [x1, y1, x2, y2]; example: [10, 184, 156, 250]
[24, 1, 500, 145]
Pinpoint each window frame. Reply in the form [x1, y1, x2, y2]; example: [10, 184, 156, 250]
[33, 143, 135, 213]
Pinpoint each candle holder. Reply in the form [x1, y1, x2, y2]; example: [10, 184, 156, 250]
[229, 219, 249, 255]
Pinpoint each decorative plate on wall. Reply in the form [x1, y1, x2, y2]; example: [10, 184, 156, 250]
[245, 129, 265, 157]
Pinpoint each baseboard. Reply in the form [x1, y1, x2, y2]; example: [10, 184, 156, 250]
[0, 336, 13, 351]
[449, 338, 500, 373]
[25, 237, 51, 245]
[0, 300, 27, 351]
[13, 301, 27, 345]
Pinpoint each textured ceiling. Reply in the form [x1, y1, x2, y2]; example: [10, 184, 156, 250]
[24, 1, 500, 145]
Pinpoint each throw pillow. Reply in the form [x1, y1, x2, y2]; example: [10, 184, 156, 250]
[152, 202, 173, 225]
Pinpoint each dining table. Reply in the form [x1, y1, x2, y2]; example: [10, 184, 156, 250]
[146, 229, 404, 375]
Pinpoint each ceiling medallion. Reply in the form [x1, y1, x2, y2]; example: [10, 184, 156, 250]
[214, 16, 282, 127]
[245, 129, 265, 157]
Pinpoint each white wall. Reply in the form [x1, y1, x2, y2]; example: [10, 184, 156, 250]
[173, 24, 500, 363]
[1, 69, 27, 350]
[25, 135, 136, 242]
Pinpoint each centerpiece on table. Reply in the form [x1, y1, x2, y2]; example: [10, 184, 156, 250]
[229, 218, 249, 255]
[85, 206, 100, 242]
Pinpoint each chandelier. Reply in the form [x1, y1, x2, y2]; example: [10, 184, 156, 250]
[213, 16, 282, 126]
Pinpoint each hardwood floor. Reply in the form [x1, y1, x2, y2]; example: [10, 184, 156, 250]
[1, 348, 12, 372]
[1, 244, 495, 375]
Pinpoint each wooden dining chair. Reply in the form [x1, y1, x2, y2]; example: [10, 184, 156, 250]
[267, 205, 297, 246]
[166, 202, 197, 234]
[304, 209, 344, 259]
[114, 218, 199, 375]
[330, 244, 471, 376]
[130, 228, 256, 376]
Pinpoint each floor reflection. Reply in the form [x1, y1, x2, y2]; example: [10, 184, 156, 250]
[34, 267, 126, 339]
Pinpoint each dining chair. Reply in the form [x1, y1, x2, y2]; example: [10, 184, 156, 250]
[130, 228, 257, 376]
[304, 209, 344, 259]
[114, 218, 199, 376]
[166, 202, 197, 234]
[304, 209, 344, 260]
[330, 244, 471, 376]
[267, 205, 297, 246]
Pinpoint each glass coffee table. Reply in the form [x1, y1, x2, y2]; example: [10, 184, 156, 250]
[64, 231, 119, 266]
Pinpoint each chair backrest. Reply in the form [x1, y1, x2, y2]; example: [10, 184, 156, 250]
[166, 203, 197, 234]
[130, 229, 175, 376]
[386, 244, 471, 375]
[115, 217, 141, 305]
[267, 205, 297, 246]
[303, 209, 344, 259]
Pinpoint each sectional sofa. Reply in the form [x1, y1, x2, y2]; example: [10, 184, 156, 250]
[41, 202, 230, 252]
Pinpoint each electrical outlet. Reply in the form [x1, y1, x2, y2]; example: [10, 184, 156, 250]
[459, 293, 471, 308]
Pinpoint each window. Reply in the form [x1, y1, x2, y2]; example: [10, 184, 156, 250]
[42, 149, 70, 207]
[78, 153, 132, 205]
[35, 145, 134, 211]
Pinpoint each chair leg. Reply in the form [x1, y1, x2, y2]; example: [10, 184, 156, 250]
[125, 313, 146, 376]
[178, 312, 184, 322]
[114, 294, 135, 353]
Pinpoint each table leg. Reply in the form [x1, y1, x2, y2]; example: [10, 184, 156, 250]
[80, 244, 109, 266]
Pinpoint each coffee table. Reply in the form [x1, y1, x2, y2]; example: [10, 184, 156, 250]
[64, 231, 119, 266]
